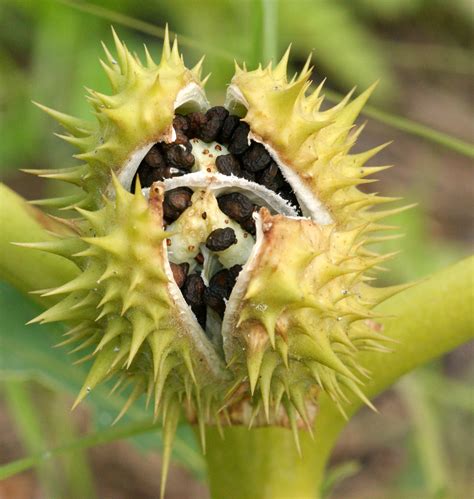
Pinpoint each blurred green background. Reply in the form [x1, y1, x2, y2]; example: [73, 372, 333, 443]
[0, 0, 473, 498]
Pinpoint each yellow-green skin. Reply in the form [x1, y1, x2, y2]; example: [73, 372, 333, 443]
[32, 29, 208, 208]
[29, 29, 406, 451]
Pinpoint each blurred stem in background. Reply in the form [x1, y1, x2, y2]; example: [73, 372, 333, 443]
[251, 0, 278, 66]
[397, 374, 449, 498]
[3, 380, 59, 497]
[381, 41, 473, 75]
[3, 379, 96, 498]
[0, 412, 162, 482]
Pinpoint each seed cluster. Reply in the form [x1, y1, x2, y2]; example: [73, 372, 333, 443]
[217, 192, 259, 235]
[204, 265, 242, 318]
[131, 107, 302, 213]
[163, 187, 193, 223]
[130, 107, 304, 327]
[170, 260, 243, 328]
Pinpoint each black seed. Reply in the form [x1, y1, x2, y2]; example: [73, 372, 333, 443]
[194, 252, 204, 265]
[200, 106, 229, 143]
[258, 161, 285, 191]
[203, 286, 226, 318]
[206, 227, 237, 252]
[240, 170, 256, 182]
[173, 114, 190, 137]
[157, 166, 187, 180]
[228, 122, 250, 155]
[163, 187, 193, 222]
[217, 193, 254, 223]
[175, 133, 192, 149]
[162, 143, 195, 170]
[132, 164, 153, 189]
[229, 264, 243, 280]
[219, 115, 240, 143]
[241, 143, 271, 172]
[209, 268, 236, 295]
[170, 262, 189, 288]
[241, 205, 260, 236]
[194, 305, 207, 329]
[215, 154, 242, 177]
[240, 215, 256, 235]
[186, 112, 207, 139]
[134, 162, 187, 191]
[182, 273, 207, 328]
[171, 117, 193, 149]
[204, 264, 242, 317]
[277, 185, 303, 216]
[182, 273, 206, 309]
[144, 145, 166, 168]
[133, 163, 186, 190]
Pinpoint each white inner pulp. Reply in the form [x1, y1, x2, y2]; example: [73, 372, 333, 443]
[114, 86, 330, 346]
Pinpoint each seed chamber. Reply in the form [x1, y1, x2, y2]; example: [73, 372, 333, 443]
[128, 107, 304, 343]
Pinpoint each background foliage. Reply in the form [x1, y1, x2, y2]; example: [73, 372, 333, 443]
[0, 0, 472, 497]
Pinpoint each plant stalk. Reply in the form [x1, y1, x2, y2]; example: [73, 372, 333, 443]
[205, 426, 325, 499]
[0, 184, 78, 305]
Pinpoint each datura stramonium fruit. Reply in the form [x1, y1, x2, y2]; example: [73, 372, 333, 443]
[26, 28, 409, 472]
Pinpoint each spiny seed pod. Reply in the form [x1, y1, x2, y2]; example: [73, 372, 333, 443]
[24, 27, 410, 492]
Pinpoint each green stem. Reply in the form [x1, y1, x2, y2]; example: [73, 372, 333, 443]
[205, 402, 343, 499]
[205, 426, 324, 499]
[355, 256, 473, 401]
[0, 184, 78, 305]
[250, 0, 263, 68]
[251, 0, 278, 68]
[261, 0, 278, 64]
